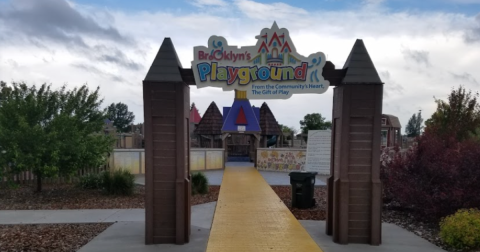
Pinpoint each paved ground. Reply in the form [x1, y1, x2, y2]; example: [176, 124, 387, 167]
[76, 203, 216, 252]
[0, 208, 446, 252]
[134, 162, 328, 186]
[301, 221, 445, 252]
[206, 166, 323, 252]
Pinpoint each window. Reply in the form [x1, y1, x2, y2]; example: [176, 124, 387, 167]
[381, 130, 388, 147]
[381, 118, 387, 126]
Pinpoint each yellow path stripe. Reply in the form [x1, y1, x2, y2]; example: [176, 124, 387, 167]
[206, 166, 323, 252]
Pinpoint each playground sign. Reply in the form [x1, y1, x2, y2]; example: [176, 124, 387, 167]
[192, 22, 330, 99]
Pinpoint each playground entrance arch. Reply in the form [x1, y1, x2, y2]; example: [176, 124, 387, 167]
[143, 22, 383, 246]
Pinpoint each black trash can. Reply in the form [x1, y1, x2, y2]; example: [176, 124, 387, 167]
[288, 171, 318, 209]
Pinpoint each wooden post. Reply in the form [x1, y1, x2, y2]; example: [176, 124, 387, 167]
[143, 38, 190, 244]
[326, 39, 383, 245]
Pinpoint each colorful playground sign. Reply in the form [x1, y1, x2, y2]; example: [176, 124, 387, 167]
[192, 22, 330, 99]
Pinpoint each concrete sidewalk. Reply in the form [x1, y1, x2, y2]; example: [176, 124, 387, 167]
[0, 204, 446, 252]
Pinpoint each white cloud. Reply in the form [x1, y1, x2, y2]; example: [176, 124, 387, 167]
[234, 0, 308, 20]
[1, 0, 480, 133]
[192, 0, 228, 7]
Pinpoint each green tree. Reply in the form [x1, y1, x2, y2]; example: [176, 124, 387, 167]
[299, 113, 332, 134]
[0, 81, 11, 105]
[107, 102, 135, 133]
[425, 86, 480, 141]
[405, 110, 424, 137]
[279, 124, 297, 140]
[0, 82, 114, 192]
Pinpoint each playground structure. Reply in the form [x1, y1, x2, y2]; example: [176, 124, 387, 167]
[143, 23, 383, 245]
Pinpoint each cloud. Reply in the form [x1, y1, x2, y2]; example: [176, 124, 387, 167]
[402, 48, 430, 66]
[192, 0, 228, 7]
[0, 0, 141, 70]
[380, 70, 405, 97]
[450, 72, 479, 85]
[92, 46, 143, 71]
[1, 0, 480, 129]
[0, 0, 131, 46]
[234, 0, 308, 20]
[71, 63, 128, 84]
[465, 14, 480, 42]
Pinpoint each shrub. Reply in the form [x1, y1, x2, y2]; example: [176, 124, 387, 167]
[440, 208, 480, 250]
[381, 132, 480, 221]
[191, 172, 208, 195]
[78, 173, 103, 189]
[102, 169, 135, 196]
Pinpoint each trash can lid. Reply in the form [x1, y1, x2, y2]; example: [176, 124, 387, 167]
[288, 171, 318, 177]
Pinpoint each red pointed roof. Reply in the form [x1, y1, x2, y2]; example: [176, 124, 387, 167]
[268, 32, 282, 47]
[280, 41, 292, 53]
[235, 106, 248, 125]
[190, 104, 202, 124]
[258, 41, 269, 53]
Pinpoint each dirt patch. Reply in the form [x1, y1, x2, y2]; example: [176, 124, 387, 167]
[0, 223, 111, 252]
[192, 186, 220, 205]
[271, 185, 327, 220]
[0, 184, 220, 210]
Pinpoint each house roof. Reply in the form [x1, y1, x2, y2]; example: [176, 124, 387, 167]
[194, 102, 223, 135]
[190, 103, 202, 124]
[259, 102, 282, 136]
[383, 114, 401, 128]
[342, 39, 382, 84]
[144, 38, 183, 82]
[222, 99, 261, 132]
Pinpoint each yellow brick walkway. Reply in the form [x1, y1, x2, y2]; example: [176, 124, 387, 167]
[206, 166, 323, 252]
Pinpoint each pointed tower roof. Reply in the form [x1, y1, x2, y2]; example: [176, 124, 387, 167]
[190, 103, 202, 124]
[342, 39, 382, 84]
[222, 99, 261, 132]
[194, 102, 223, 135]
[259, 102, 282, 136]
[144, 38, 183, 82]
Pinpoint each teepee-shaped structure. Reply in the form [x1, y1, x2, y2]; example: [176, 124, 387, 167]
[194, 102, 223, 148]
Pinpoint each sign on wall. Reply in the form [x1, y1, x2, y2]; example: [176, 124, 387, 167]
[305, 130, 331, 175]
[192, 22, 330, 99]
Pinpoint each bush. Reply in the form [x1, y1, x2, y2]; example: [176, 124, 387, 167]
[191, 172, 208, 195]
[78, 173, 103, 189]
[102, 169, 135, 196]
[440, 208, 480, 250]
[381, 132, 480, 221]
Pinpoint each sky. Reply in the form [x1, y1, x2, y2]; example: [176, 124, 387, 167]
[1, 0, 480, 133]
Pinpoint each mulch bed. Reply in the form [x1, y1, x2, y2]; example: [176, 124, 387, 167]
[192, 186, 220, 205]
[0, 184, 219, 210]
[271, 185, 327, 220]
[0, 223, 111, 252]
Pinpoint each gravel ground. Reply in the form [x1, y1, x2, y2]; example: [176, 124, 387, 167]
[0, 223, 112, 252]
